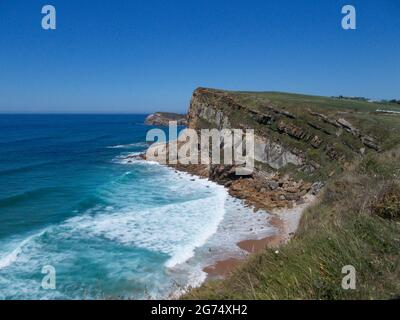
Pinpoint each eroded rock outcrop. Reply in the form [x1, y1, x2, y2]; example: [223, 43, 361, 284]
[187, 88, 305, 170]
[145, 112, 187, 126]
[140, 88, 386, 213]
[254, 135, 303, 169]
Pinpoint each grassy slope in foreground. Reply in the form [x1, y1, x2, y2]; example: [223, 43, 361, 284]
[185, 147, 400, 299]
[183, 90, 400, 300]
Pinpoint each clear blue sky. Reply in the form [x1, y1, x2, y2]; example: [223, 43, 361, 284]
[0, 0, 399, 113]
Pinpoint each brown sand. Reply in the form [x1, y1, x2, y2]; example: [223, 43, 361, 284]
[202, 214, 286, 278]
[201, 204, 311, 278]
[202, 235, 282, 279]
[203, 258, 243, 278]
[237, 234, 283, 253]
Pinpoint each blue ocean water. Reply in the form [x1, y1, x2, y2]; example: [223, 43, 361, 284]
[0, 114, 274, 299]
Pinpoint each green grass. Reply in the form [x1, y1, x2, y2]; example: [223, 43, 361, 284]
[230, 90, 400, 113]
[183, 146, 400, 300]
[194, 88, 400, 182]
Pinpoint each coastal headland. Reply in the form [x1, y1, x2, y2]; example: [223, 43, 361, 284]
[140, 88, 400, 299]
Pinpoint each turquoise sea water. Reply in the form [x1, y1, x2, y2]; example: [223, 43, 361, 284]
[0, 114, 273, 299]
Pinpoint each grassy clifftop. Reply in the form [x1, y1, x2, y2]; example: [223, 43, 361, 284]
[184, 89, 400, 300]
[188, 88, 400, 182]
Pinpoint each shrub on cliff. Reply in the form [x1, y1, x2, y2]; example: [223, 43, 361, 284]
[370, 183, 400, 221]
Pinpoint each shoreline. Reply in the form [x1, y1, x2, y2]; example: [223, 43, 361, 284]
[126, 150, 317, 290]
[200, 194, 315, 280]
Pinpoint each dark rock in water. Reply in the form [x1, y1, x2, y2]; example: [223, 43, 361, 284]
[145, 112, 187, 126]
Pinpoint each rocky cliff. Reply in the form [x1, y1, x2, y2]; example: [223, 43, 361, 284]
[184, 90, 400, 300]
[140, 88, 400, 211]
[187, 87, 397, 181]
[145, 112, 187, 126]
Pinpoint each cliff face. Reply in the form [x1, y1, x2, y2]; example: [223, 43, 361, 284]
[142, 87, 400, 212]
[186, 87, 399, 181]
[188, 88, 303, 170]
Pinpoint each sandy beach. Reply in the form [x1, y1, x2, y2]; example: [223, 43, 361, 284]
[202, 194, 316, 279]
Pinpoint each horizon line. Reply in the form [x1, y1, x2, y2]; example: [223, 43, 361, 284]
[0, 112, 155, 115]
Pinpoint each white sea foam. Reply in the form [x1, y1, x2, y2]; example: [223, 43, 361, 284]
[0, 245, 22, 269]
[168, 195, 275, 290]
[0, 151, 275, 299]
[0, 231, 45, 269]
[62, 177, 227, 268]
[112, 151, 158, 166]
[112, 153, 276, 293]
[107, 142, 148, 149]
